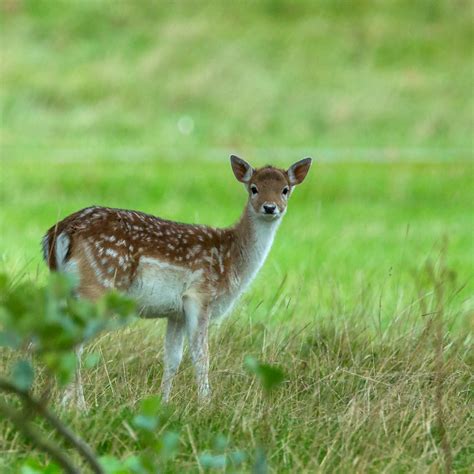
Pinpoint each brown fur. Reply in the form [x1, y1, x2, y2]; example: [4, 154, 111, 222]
[43, 161, 310, 304]
[45, 206, 238, 299]
[248, 166, 291, 215]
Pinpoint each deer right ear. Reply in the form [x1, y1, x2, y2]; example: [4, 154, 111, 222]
[287, 157, 312, 186]
[230, 155, 254, 183]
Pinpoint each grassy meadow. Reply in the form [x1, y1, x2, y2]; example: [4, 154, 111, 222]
[1, 1, 473, 472]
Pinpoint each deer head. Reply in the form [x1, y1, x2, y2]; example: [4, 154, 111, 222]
[230, 155, 312, 221]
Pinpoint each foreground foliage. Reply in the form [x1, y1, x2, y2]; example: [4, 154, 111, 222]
[0, 274, 284, 473]
[0, 262, 472, 472]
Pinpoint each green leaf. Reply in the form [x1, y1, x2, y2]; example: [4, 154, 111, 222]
[103, 291, 136, 319]
[27, 463, 62, 474]
[132, 414, 157, 432]
[83, 319, 107, 340]
[48, 272, 76, 300]
[244, 355, 259, 372]
[199, 453, 227, 469]
[244, 356, 285, 392]
[123, 455, 146, 474]
[213, 434, 229, 452]
[20, 459, 44, 474]
[253, 448, 268, 474]
[12, 360, 34, 391]
[140, 395, 162, 417]
[229, 450, 247, 467]
[257, 364, 285, 391]
[0, 330, 22, 349]
[21, 466, 41, 474]
[161, 431, 180, 460]
[42, 352, 77, 386]
[99, 455, 130, 474]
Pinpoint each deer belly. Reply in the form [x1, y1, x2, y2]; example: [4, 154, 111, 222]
[128, 258, 192, 318]
[210, 290, 242, 322]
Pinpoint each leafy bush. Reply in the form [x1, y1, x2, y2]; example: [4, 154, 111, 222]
[0, 273, 284, 472]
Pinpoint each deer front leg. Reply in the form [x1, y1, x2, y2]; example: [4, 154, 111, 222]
[183, 293, 211, 403]
[160, 316, 185, 403]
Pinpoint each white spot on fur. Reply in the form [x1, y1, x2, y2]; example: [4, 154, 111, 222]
[83, 244, 112, 287]
[187, 245, 201, 258]
[79, 208, 95, 218]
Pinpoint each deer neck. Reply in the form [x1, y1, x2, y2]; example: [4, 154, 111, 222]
[229, 203, 281, 292]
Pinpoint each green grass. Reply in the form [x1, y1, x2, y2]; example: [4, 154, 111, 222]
[1, 0, 473, 153]
[1, 157, 473, 472]
[0, 297, 473, 472]
[1, 0, 473, 472]
[2, 158, 473, 328]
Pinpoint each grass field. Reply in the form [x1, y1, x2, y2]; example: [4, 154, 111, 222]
[1, 155, 472, 474]
[1, 1, 473, 472]
[1, 0, 473, 153]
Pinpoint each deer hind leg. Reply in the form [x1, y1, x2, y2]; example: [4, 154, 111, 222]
[160, 317, 185, 402]
[61, 345, 86, 411]
[183, 293, 211, 403]
[59, 274, 107, 411]
[57, 243, 109, 411]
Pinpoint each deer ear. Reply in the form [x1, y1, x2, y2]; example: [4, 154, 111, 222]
[230, 155, 254, 183]
[287, 158, 312, 186]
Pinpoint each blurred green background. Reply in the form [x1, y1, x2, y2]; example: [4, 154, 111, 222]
[1, 0, 473, 327]
[2, 0, 473, 154]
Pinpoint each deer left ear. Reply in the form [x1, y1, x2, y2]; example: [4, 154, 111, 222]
[230, 155, 254, 183]
[287, 158, 312, 186]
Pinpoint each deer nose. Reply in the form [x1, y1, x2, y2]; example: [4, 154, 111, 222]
[263, 204, 277, 214]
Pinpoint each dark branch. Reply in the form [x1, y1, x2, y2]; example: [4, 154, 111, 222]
[0, 400, 79, 474]
[0, 377, 104, 474]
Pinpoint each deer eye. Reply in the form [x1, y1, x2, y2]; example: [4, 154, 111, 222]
[282, 186, 289, 196]
[250, 185, 258, 195]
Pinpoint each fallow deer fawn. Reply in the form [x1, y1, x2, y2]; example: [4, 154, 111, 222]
[42, 155, 312, 407]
